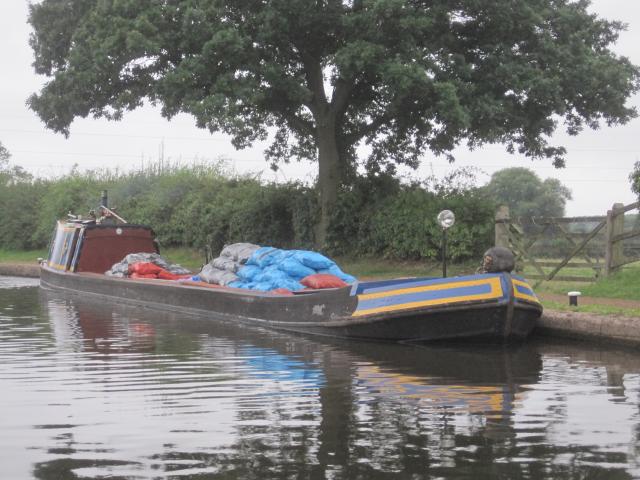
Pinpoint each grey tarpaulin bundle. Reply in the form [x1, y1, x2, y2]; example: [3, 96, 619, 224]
[198, 243, 261, 286]
[106, 253, 191, 277]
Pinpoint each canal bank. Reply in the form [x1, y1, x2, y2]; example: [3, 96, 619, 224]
[536, 291, 640, 347]
[1, 264, 639, 347]
[0, 262, 40, 278]
[537, 310, 640, 347]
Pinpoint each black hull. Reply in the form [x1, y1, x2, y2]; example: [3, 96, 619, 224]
[40, 266, 540, 343]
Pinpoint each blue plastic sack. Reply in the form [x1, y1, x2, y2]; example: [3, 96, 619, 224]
[278, 278, 305, 291]
[252, 265, 285, 283]
[294, 250, 335, 270]
[237, 265, 261, 281]
[266, 270, 290, 283]
[279, 258, 316, 280]
[251, 281, 276, 291]
[319, 265, 357, 284]
[246, 247, 277, 267]
[260, 250, 288, 268]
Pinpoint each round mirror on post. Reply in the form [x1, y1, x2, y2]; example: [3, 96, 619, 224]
[437, 210, 456, 229]
[437, 210, 455, 277]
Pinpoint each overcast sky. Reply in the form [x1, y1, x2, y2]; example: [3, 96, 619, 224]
[1, 1, 639, 216]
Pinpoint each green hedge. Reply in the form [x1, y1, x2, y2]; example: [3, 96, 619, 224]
[0, 163, 495, 261]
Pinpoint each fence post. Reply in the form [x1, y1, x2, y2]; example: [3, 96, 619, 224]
[495, 205, 510, 248]
[604, 202, 625, 276]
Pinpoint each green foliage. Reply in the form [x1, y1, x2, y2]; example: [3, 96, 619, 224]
[0, 181, 43, 250]
[0, 144, 41, 250]
[580, 266, 640, 301]
[630, 161, 640, 200]
[328, 170, 495, 261]
[485, 167, 572, 219]
[0, 163, 494, 262]
[28, 0, 640, 245]
[0, 142, 9, 163]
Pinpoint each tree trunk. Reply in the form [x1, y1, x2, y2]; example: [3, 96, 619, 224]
[316, 115, 340, 248]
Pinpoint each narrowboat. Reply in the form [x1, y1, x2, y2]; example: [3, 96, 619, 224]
[40, 205, 542, 343]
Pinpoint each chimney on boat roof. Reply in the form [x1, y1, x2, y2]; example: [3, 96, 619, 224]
[101, 190, 108, 208]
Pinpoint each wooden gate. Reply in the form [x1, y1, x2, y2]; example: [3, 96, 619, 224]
[495, 201, 640, 285]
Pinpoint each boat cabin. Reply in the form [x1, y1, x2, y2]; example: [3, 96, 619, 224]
[47, 221, 158, 274]
[47, 192, 157, 274]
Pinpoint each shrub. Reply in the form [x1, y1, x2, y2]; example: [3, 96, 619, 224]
[0, 162, 495, 262]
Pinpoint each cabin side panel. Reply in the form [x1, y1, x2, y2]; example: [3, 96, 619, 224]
[76, 227, 157, 273]
[47, 222, 81, 271]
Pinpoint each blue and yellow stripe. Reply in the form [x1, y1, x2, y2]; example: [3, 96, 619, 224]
[353, 275, 506, 317]
[512, 278, 540, 304]
[357, 365, 509, 413]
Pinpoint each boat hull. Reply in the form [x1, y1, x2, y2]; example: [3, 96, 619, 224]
[40, 266, 540, 343]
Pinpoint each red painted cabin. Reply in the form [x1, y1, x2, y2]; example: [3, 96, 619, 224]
[47, 221, 158, 274]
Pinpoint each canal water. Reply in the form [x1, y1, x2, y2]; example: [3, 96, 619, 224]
[1, 278, 639, 479]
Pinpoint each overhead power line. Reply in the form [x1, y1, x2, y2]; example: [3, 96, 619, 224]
[0, 127, 231, 142]
[1, 127, 639, 153]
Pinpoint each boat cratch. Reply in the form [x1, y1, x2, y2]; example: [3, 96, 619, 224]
[40, 206, 542, 343]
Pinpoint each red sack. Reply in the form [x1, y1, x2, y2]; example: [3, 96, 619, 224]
[157, 270, 192, 281]
[300, 274, 348, 289]
[130, 272, 158, 279]
[129, 262, 162, 275]
[271, 288, 294, 295]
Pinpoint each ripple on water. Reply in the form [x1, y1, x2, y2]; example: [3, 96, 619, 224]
[1, 285, 640, 479]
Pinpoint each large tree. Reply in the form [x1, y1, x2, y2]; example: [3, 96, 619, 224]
[486, 167, 572, 218]
[28, 0, 639, 244]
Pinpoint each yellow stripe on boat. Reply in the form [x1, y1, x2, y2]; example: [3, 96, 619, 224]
[48, 262, 69, 271]
[357, 365, 508, 412]
[512, 279, 540, 304]
[358, 278, 501, 301]
[353, 277, 504, 317]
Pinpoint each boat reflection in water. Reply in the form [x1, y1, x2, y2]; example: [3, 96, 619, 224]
[29, 289, 639, 479]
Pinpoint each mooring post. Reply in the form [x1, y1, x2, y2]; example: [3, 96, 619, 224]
[604, 202, 625, 277]
[495, 205, 510, 249]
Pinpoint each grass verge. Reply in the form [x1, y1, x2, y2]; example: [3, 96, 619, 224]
[0, 249, 47, 264]
[542, 300, 640, 318]
[534, 266, 640, 302]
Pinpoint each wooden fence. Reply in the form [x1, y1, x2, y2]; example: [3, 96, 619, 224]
[495, 201, 640, 284]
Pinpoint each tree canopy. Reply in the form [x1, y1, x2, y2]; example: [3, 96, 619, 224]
[0, 141, 10, 163]
[0, 142, 31, 186]
[28, 0, 639, 243]
[485, 167, 572, 218]
[630, 162, 640, 201]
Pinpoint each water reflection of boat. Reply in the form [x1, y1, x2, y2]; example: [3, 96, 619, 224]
[28, 288, 640, 479]
[41, 288, 541, 417]
[40, 215, 542, 343]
